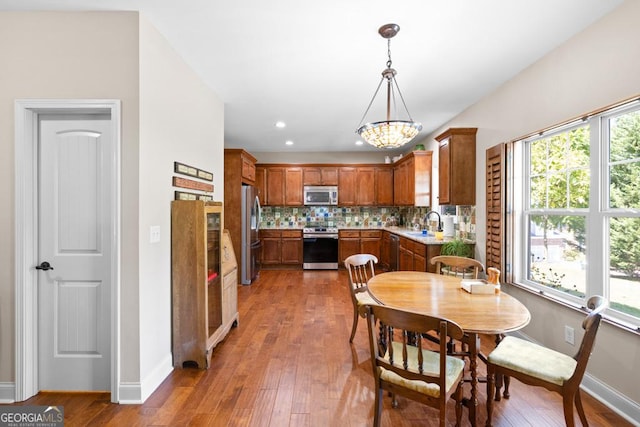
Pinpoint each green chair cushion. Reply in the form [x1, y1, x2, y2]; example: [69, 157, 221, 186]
[488, 336, 577, 386]
[378, 342, 465, 397]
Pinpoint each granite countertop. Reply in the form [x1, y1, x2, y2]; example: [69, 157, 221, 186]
[260, 225, 475, 246]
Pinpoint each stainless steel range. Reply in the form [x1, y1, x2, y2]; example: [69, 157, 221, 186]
[303, 227, 339, 269]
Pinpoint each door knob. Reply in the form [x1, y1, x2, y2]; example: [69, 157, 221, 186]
[35, 261, 54, 271]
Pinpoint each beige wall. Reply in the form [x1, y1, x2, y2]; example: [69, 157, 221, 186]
[0, 11, 225, 402]
[0, 11, 140, 387]
[411, 0, 640, 406]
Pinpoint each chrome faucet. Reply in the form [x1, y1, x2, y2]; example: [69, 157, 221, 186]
[425, 210, 442, 231]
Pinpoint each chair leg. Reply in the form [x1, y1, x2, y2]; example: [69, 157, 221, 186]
[485, 367, 495, 427]
[454, 382, 464, 427]
[563, 392, 576, 427]
[575, 389, 588, 427]
[349, 306, 359, 343]
[373, 387, 383, 427]
[503, 375, 511, 398]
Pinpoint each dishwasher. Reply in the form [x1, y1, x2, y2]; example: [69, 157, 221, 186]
[389, 234, 399, 271]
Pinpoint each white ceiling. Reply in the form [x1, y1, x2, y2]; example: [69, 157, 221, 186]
[0, 0, 624, 153]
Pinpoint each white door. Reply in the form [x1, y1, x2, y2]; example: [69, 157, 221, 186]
[37, 115, 112, 391]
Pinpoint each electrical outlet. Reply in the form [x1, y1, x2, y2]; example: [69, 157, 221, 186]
[564, 325, 575, 345]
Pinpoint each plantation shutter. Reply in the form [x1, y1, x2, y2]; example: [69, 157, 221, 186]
[486, 143, 505, 273]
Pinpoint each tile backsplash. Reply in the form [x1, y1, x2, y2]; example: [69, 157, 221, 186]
[259, 205, 476, 241]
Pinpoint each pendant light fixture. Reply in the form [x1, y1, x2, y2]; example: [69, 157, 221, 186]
[356, 24, 422, 149]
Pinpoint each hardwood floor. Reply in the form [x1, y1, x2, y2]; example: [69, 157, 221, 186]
[10, 269, 632, 426]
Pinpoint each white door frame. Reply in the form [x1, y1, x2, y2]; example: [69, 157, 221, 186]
[14, 99, 121, 403]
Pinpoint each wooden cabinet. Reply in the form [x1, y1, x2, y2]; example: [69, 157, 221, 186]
[281, 230, 303, 264]
[380, 231, 391, 270]
[413, 241, 427, 272]
[397, 235, 441, 272]
[426, 245, 441, 273]
[224, 149, 257, 268]
[338, 167, 357, 205]
[257, 163, 394, 207]
[339, 229, 382, 264]
[360, 230, 382, 260]
[255, 165, 266, 205]
[338, 230, 361, 264]
[435, 128, 477, 205]
[265, 167, 285, 206]
[357, 167, 376, 206]
[375, 167, 394, 206]
[399, 237, 414, 271]
[171, 201, 227, 369]
[339, 166, 384, 206]
[221, 230, 239, 333]
[261, 230, 282, 265]
[303, 167, 338, 185]
[393, 151, 433, 207]
[260, 229, 303, 266]
[255, 165, 303, 206]
[285, 167, 303, 206]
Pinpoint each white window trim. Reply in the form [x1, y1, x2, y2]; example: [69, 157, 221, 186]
[509, 99, 640, 331]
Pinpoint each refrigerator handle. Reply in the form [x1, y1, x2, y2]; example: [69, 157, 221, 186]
[255, 195, 261, 232]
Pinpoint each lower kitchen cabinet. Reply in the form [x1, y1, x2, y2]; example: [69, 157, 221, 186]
[260, 229, 303, 267]
[339, 229, 382, 265]
[338, 230, 361, 264]
[360, 230, 382, 260]
[398, 235, 441, 272]
[261, 230, 282, 265]
[281, 230, 303, 264]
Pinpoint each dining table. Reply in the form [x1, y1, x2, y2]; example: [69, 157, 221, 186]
[366, 271, 531, 427]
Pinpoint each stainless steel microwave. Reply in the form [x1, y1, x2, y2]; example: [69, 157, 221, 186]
[304, 186, 338, 205]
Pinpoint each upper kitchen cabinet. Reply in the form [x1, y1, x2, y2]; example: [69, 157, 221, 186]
[338, 166, 377, 206]
[255, 165, 303, 206]
[393, 151, 433, 207]
[375, 166, 394, 206]
[285, 167, 303, 206]
[303, 166, 338, 186]
[356, 167, 376, 206]
[338, 167, 357, 205]
[435, 128, 477, 205]
[224, 149, 256, 185]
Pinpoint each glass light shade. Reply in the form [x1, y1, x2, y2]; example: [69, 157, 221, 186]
[357, 120, 422, 149]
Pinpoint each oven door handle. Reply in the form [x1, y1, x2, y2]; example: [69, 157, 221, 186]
[303, 234, 338, 239]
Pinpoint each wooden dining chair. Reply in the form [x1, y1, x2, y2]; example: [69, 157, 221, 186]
[430, 255, 485, 278]
[486, 295, 608, 427]
[344, 254, 378, 343]
[361, 304, 466, 427]
[429, 255, 485, 355]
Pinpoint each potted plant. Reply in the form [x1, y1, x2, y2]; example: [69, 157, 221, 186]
[439, 238, 473, 258]
[438, 239, 476, 277]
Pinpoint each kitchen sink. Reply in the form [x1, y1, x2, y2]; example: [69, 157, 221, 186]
[405, 231, 434, 237]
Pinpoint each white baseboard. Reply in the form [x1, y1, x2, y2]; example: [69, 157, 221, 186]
[118, 354, 173, 404]
[0, 382, 16, 403]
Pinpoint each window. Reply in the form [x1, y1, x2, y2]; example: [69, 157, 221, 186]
[511, 100, 640, 327]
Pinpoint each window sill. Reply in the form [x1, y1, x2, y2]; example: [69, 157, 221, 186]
[505, 281, 640, 336]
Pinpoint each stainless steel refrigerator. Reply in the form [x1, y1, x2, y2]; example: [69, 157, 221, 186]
[241, 185, 261, 284]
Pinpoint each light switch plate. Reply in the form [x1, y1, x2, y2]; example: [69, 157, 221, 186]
[150, 225, 161, 243]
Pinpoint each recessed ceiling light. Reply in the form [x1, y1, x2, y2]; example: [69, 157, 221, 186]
[285, 140, 294, 146]
[355, 140, 364, 146]
[275, 121, 286, 128]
